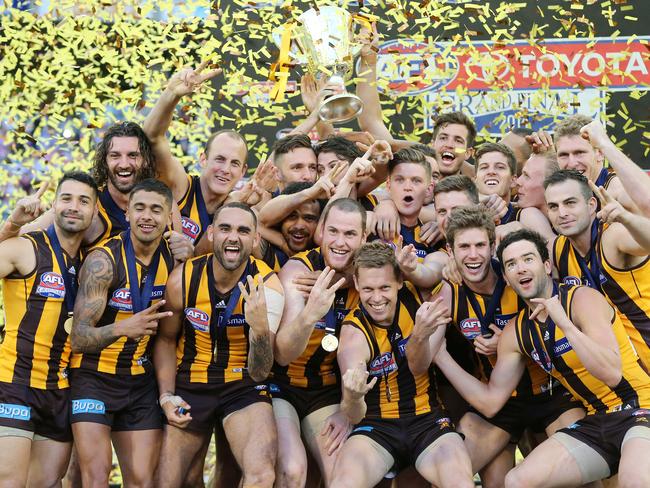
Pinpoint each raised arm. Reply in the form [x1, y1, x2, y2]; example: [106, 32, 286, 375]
[535, 286, 621, 387]
[581, 120, 650, 216]
[143, 61, 221, 199]
[275, 263, 344, 365]
[406, 290, 452, 376]
[337, 323, 374, 424]
[435, 321, 526, 417]
[289, 74, 334, 139]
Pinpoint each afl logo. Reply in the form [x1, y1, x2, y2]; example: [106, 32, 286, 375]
[36, 272, 66, 299]
[460, 318, 481, 340]
[371, 39, 459, 96]
[108, 288, 132, 312]
[181, 217, 200, 241]
[563, 276, 582, 287]
[185, 308, 210, 332]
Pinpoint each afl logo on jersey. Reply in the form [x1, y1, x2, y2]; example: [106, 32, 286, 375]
[181, 217, 200, 241]
[563, 276, 581, 287]
[460, 318, 481, 340]
[108, 288, 133, 312]
[185, 308, 210, 332]
[36, 272, 66, 299]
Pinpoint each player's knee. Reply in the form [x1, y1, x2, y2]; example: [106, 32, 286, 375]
[276, 456, 307, 488]
[79, 462, 110, 488]
[618, 471, 650, 488]
[242, 464, 275, 488]
[504, 467, 537, 488]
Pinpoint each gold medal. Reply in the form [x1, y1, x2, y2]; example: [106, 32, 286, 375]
[64, 314, 73, 335]
[321, 334, 339, 352]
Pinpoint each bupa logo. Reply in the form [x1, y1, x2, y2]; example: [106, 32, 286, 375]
[563, 276, 582, 287]
[181, 217, 200, 241]
[369, 352, 397, 377]
[185, 308, 210, 333]
[371, 39, 459, 96]
[0, 403, 30, 421]
[460, 318, 481, 340]
[36, 272, 66, 299]
[109, 288, 132, 312]
[72, 399, 105, 415]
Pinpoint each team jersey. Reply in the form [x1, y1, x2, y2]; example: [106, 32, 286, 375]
[70, 232, 174, 375]
[0, 230, 80, 389]
[449, 275, 550, 397]
[514, 284, 650, 414]
[272, 248, 359, 388]
[90, 188, 129, 247]
[359, 194, 379, 212]
[178, 174, 218, 244]
[176, 255, 280, 385]
[344, 282, 439, 419]
[500, 203, 518, 225]
[261, 241, 289, 273]
[595, 167, 616, 190]
[554, 220, 650, 371]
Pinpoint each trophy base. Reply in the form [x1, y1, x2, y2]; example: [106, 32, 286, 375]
[318, 94, 363, 124]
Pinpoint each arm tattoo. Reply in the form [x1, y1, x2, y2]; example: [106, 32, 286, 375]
[70, 250, 119, 353]
[247, 332, 273, 382]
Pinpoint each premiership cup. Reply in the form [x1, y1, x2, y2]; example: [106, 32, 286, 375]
[287, 6, 364, 124]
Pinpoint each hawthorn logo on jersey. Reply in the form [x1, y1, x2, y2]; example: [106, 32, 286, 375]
[0, 403, 30, 421]
[563, 276, 582, 287]
[181, 217, 200, 241]
[185, 308, 210, 332]
[72, 399, 106, 415]
[109, 288, 132, 311]
[36, 272, 66, 299]
[369, 352, 397, 377]
[460, 318, 481, 340]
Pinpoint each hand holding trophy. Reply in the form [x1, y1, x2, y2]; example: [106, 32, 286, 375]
[273, 6, 366, 124]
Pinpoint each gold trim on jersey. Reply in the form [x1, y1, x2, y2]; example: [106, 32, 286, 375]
[0, 231, 78, 389]
[514, 284, 650, 414]
[345, 282, 439, 419]
[272, 248, 359, 388]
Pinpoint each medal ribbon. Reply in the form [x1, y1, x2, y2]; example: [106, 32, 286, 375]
[46, 225, 77, 314]
[123, 231, 161, 314]
[207, 257, 250, 328]
[574, 219, 603, 291]
[528, 282, 560, 374]
[464, 260, 506, 337]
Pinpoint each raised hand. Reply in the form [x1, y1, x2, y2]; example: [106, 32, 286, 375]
[164, 230, 194, 263]
[304, 267, 346, 324]
[357, 21, 380, 59]
[414, 297, 452, 338]
[419, 219, 443, 246]
[9, 181, 50, 227]
[580, 120, 610, 150]
[252, 158, 280, 194]
[373, 199, 401, 241]
[292, 269, 322, 298]
[166, 59, 222, 98]
[343, 156, 375, 185]
[590, 181, 628, 225]
[342, 361, 378, 400]
[117, 299, 172, 340]
[441, 256, 462, 285]
[529, 295, 570, 329]
[525, 129, 554, 154]
[395, 235, 418, 275]
[239, 275, 269, 335]
[480, 194, 509, 224]
[314, 161, 348, 197]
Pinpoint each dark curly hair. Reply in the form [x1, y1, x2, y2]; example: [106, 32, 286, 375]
[92, 122, 156, 189]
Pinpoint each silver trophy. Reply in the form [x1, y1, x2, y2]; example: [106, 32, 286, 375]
[282, 6, 364, 124]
